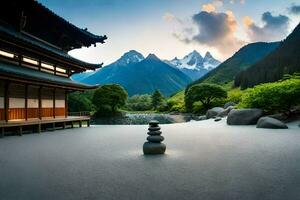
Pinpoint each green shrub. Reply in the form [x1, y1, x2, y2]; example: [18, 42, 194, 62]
[240, 78, 300, 113]
[68, 92, 94, 112]
[126, 94, 152, 111]
[226, 88, 244, 104]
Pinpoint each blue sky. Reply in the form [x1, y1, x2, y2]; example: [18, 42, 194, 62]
[39, 0, 300, 65]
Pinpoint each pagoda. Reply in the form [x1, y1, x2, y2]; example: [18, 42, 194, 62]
[0, 0, 107, 135]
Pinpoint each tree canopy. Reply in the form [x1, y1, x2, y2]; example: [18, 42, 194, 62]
[92, 84, 128, 115]
[185, 83, 227, 111]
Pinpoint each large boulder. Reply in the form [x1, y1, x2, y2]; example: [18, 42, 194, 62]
[217, 106, 234, 118]
[206, 107, 225, 119]
[227, 109, 263, 125]
[224, 102, 236, 109]
[256, 117, 288, 129]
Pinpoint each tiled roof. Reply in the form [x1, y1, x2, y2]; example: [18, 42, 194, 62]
[0, 61, 98, 90]
[0, 25, 102, 70]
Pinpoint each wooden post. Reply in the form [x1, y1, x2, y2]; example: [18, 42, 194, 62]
[37, 124, 41, 133]
[1, 127, 4, 137]
[4, 81, 9, 122]
[53, 88, 56, 118]
[25, 84, 28, 121]
[19, 126, 22, 136]
[38, 86, 42, 120]
[65, 90, 68, 118]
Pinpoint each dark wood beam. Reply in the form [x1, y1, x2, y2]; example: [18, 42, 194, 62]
[38, 86, 42, 120]
[4, 81, 9, 122]
[25, 84, 28, 121]
[65, 90, 68, 118]
[53, 88, 56, 118]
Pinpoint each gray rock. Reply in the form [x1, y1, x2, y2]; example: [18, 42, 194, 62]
[198, 115, 207, 121]
[148, 126, 161, 131]
[217, 106, 234, 118]
[224, 102, 236, 109]
[227, 109, 263, 125]
[149, 120, 159, 127]
[143, 142, 166, 154]
[214, 117, 222, 122]
[256, 117, 288, 129]
[147, 135, 164, 143]
[147, 130, 162, 136]
[206, 107, 225, 119]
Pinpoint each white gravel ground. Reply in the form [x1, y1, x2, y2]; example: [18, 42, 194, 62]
[0, 119, 300, 200]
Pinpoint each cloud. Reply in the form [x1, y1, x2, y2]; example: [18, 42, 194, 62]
[244, 12, 290, 42]
[173, 10, 244, 57]
[229, 0, 245, 4]
[202, 4, 216, 13]
[289, 4, 300, 15]
[163, 12, 177, 22]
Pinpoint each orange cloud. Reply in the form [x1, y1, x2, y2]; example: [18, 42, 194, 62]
[202, 4, 216, 13]
[243, 16, 254, 27]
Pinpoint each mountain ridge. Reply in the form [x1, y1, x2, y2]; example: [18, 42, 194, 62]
[188, 41, 281, 87]
[72, 51, 192, 96]
[235, 22, 300, 88]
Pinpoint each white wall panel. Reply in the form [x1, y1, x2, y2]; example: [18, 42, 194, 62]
[9, 98, 25, 108]
[28, 99, 39, 108]
[42, 99, 53, 108]
[0, 97, 4, 108]
[55, 100, 65, 108]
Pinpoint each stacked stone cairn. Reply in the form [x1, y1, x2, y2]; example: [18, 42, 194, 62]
[143, 120, 166, 154]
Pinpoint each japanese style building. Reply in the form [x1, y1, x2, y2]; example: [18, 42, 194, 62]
[0, 1, 107, 135]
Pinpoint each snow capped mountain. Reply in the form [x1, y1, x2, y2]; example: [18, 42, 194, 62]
[165, 50, 221, 80]
[113, 50, 144, 66]
[203, 52, 221, 70]
[72, 51, 191, 96]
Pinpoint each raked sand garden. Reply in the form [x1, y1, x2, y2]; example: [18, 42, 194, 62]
[0, 119, 300, 200]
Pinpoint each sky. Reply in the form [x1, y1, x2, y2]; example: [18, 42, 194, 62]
[39, 0, 300, 65]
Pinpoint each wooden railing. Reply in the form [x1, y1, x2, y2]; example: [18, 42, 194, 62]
[68, 111, 91, 117]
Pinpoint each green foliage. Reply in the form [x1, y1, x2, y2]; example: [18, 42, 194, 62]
[151, 90, 164, 110]
[92, 84, 128, 116]
[240, 78, 300, 113]
[185, 83, 227, 112]
[126, 94, 152, 111]
[226, 88, 244, 104]
[167, 91, 185, 112]
[68, 92, 94, 112]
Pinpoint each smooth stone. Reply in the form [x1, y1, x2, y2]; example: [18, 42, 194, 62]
[147, 135, 164, 143]
[227, 109, 263, 125]
[256, 117, 288, 129]
[224, 102, 236, 109]
[147, 130, 162, 136]
[214, 117, 222, 122]
[198, 115, 207, 121]
[149, 120, 159, 127]
[148, 126, 161, 131]
[143, 142, 166, 154]
[217, 106, 234, 118]
[206, 107, 225, 119]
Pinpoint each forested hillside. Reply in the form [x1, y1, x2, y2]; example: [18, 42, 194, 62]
[235, 23, 300, 89]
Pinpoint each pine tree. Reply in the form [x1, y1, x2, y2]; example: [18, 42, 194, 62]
[151, 90, 164, 110]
